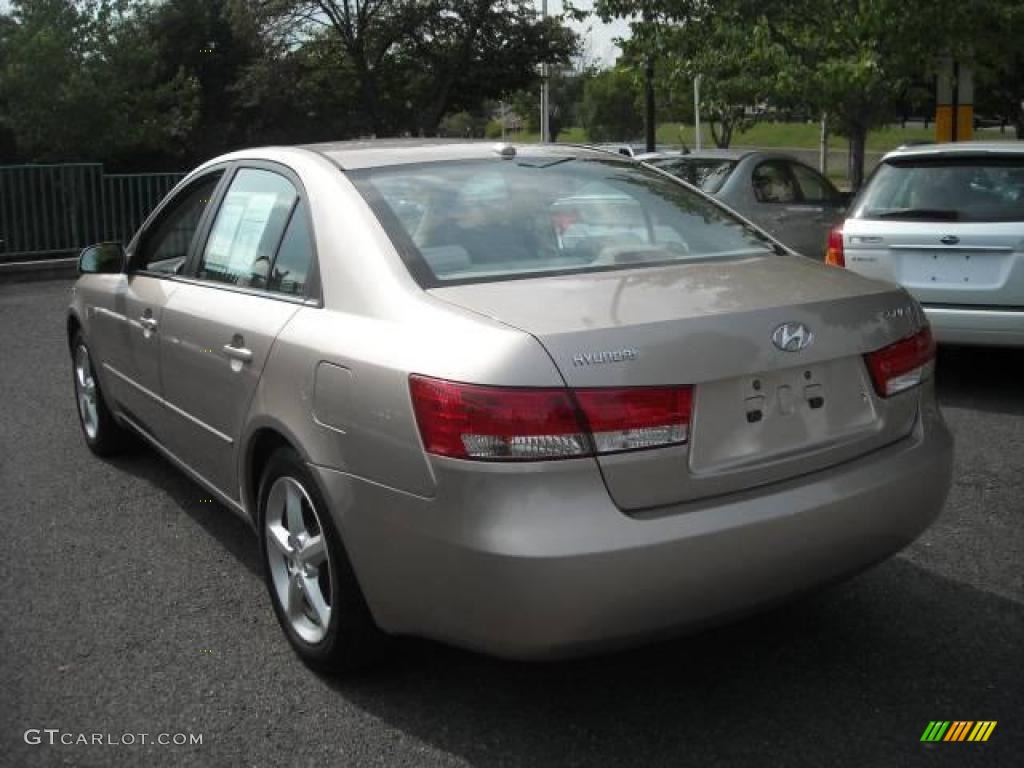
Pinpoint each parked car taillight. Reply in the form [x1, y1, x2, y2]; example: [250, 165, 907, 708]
[825, 225, 845, 267]
[864, 327, 936, 397]
[409, 375, 692, 460]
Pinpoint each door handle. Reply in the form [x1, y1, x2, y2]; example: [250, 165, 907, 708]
[139, 315, 158, 332]
[222, 344, 253, 363]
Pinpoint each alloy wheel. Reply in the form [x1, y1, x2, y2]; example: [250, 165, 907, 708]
[264, 476, 334, 644]
[74, 344, 99, 440]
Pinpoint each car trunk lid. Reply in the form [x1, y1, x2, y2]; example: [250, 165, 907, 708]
[430, 254, 924, 510]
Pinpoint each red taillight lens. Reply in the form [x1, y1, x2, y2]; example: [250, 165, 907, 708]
[409, 375, 693, 461]
[825, 225, 845, 267]
[575, 386, 692, 453]
[864, 326, 936, 397]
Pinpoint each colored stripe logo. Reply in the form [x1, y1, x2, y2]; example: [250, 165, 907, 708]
[921, 721, 997, 742]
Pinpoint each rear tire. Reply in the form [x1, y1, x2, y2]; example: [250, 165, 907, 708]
[71, 331, 133, 457]
[258, 447, 386, 672]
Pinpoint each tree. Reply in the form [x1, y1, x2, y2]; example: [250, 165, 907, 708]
[0, 0, 201, 166]
[744, 0, 968, 189]
[582, 1, 704, 150]
[250, 0, 576, 136]
[646, 4, 784, 148]
[579, 67, 642, 142]
[509, 66, 590, 141]
[971, 0, 1024, 138]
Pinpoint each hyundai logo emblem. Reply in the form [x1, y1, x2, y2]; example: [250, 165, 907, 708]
[940, 235, 960, 245]
[772, 322, 813, 352]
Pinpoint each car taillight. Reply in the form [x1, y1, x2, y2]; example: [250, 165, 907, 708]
[409, 375, 692, 461]
[825, 225, 845, 266]
[574, 386, 692, 453]
[864, 327, 936, 397]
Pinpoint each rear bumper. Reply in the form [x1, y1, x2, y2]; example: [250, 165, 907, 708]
[313, 395, 953, 660]
[924, 305, 1024, 347]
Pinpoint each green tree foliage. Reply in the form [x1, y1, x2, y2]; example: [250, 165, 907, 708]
[251, 0, 577, 136]
[580, 67, 642, 142]
[971, 0, 1024, 138]
[0, 0, 576, 165]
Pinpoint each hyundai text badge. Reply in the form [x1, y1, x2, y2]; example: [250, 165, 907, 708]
[772, 322, 813, 352]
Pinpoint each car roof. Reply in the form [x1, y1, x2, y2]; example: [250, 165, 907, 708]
[882, 141, 1024, 161]
[302, 139, 616, 170]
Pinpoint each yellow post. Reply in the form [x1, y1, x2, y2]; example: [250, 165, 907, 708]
[936, 56, 973, 142]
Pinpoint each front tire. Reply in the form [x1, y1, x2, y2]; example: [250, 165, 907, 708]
[258, 447, 385, 672]
[71, 332, 133, 456]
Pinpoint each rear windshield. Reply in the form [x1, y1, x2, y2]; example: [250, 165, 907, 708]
[350, 157, 774, 286]
[648, 158, 736, 194]
[851, 156, 1024, 222]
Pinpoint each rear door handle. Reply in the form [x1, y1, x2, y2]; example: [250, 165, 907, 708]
[222, 344, 253, 363]
[139, 315, 158, 332]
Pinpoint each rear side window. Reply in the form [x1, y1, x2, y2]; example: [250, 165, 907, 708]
[199, 169, 298, 288]
[789, 163, 837, 204]
[351, 157, 776, 286]
[752, 162, 798, 204]
[268, 201, 314, 296]
[852, 157, 1024, 222]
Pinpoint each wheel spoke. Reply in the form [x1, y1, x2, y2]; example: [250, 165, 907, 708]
[285, 483, 304, 535]
[303, 576, 330, 627]
[266, 523, 293, 557]
[286, 572, 304, 619]
[300, 534, 326, 566]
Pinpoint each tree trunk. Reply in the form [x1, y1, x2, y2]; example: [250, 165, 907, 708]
[353, 59, 383, 137]
[848, 123, 868, 192]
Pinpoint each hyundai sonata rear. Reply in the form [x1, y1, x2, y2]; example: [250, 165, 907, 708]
[68, 142, 954, 669]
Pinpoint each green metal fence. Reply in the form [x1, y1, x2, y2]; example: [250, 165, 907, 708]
[0, 163, 184, 261]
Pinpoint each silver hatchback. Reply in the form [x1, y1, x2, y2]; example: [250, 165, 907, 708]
[837, 142, 1024, 346]
[68, 141, 953, 670]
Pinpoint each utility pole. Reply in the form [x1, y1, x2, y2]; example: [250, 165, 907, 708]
[539, 0, 549, 143]
[819, 113, 828, 175]
[694, 75, 702, 151]
[644, 55, 656, 152]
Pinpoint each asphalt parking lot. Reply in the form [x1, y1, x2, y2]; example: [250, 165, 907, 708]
[1, 279, 1021, 768]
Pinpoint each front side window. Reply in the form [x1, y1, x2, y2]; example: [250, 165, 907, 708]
[851, 157, 1024, 222]
[135, 174, 221, 274]
[351, 156, 776, 286]
[199, 169, 298, 288]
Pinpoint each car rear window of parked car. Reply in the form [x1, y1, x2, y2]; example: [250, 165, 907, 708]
[852, 156, 1024, 222]
[351, 157, 776, 286]
[649, 158, 736, 194]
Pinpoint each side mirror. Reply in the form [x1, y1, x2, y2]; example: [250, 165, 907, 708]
[78, 242, 124, 275]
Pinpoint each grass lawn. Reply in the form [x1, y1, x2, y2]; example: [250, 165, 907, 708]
[654, 121, 936, 151]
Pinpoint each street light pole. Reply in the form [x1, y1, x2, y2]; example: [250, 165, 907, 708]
[540, 0, 549, 143]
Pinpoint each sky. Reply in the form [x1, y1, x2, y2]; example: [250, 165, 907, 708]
[539, 0, 632, 67]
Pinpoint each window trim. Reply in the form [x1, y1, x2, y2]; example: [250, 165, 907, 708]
[182, 160, 323, 306]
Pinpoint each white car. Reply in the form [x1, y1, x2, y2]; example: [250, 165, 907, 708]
[834, 142, 1024, 346]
